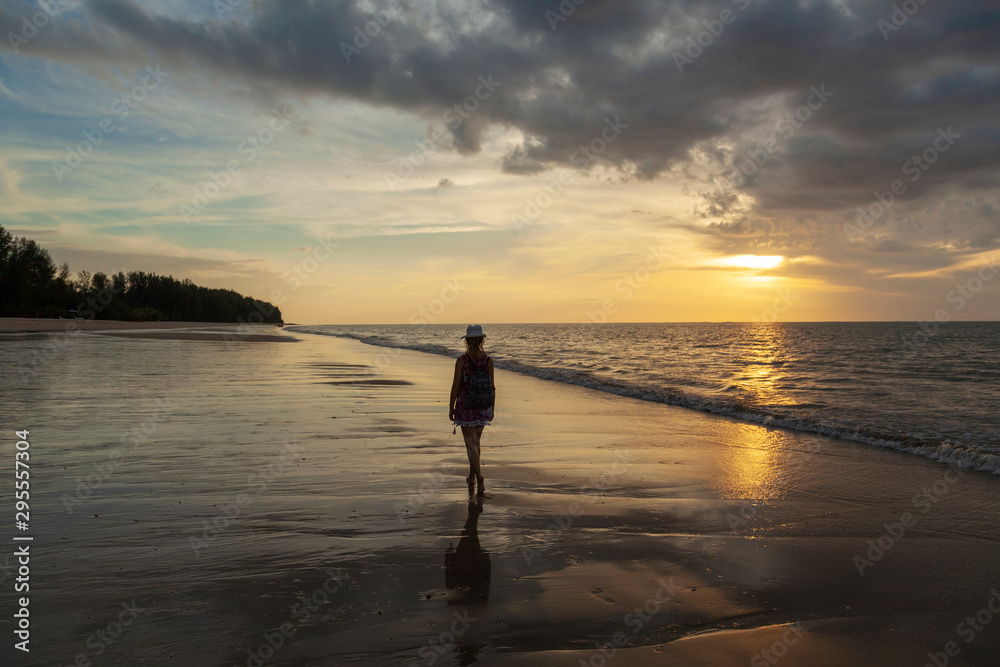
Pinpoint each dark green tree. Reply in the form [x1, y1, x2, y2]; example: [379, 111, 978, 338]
[0, 224, 282, 323]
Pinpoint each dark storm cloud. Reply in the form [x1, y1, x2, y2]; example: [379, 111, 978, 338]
[4, 0, 999, 220]
[500, 144, 547, 175]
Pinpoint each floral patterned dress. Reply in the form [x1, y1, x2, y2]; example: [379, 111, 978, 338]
[453, 353, 494, 427]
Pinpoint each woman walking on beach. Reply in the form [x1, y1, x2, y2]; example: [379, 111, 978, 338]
[449, 325, 495, 495]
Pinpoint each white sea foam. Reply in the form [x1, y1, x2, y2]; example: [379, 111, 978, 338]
[289, 323, 1000, 476]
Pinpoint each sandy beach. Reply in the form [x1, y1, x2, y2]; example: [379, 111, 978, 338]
[0, 318, 296, 342]
[1, 328, 998, 666]
[0, 318, 259, 333]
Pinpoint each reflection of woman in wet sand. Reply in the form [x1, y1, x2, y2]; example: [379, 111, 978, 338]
[449, 325, 495, 495]
[445, 500, 491, 605]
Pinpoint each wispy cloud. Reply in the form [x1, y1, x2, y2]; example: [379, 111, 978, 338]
[0, 0, 997, 322]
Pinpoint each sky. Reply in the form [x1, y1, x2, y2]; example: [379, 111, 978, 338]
[1, 0, 998, 325]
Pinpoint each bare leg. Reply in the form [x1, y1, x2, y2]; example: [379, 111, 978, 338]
[461, 426, 482, 493]
[473, 425, 486, 494]
[473, 425, 484, 460]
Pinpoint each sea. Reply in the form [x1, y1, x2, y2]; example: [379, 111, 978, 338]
[287, 322, 1000, 475]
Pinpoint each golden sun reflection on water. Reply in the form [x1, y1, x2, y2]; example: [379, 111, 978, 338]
[712, 422, 787, 500]
[712, 324, 801, 500]
[726, 323, 799, 408]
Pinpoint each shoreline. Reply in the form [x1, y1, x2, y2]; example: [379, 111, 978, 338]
[0, 317, 283, 333]
[1, 330, 997, 665]
[0, 318, 295, 343]
[288, 327, 1000, 477]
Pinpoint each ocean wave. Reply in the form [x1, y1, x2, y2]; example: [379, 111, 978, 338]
[288, 326, 1000, 476]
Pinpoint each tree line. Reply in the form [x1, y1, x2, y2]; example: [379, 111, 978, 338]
[0, 224, 283, 323]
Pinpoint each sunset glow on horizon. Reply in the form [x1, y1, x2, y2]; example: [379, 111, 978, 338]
[1, 1, 997, 324]
[715, 256, 786, 270]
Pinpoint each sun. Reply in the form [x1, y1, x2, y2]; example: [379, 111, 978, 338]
[717, 255, 785, 269]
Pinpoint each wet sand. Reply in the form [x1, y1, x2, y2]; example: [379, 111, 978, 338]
[0, 318, 260, 333]
[1, 329, 998, 666]
[0, 318, 295, 342]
